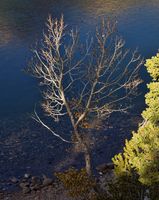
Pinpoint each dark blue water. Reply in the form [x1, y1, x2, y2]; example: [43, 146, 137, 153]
[1, 0, 159, 119]
[0, 0, 159, 188]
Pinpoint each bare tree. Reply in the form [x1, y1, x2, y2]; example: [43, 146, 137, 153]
[27, 15, 144, 176]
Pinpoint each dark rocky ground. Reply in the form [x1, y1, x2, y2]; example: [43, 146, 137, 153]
[0, 112, 142, 199]
[0, 184, 71, 200]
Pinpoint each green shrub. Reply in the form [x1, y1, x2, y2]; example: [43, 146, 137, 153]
[107, 176, 145, 200]
[55, 168, 96, 200]
[113, 122, 159, 185]
[55, 167, 148, 200]
[113, 53, 159, 186]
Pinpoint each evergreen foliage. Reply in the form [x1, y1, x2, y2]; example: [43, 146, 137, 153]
[113, 53, 159, 186]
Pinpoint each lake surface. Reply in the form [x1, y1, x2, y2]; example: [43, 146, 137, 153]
[1, 0, 159, 119]
[0, 0, 159, 188]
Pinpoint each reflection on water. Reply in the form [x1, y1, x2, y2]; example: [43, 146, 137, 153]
[0, 0, 159, 186]
[0, 0, 159, 118]
[0, 0, 159, 120]
[0, 0, 159, 46]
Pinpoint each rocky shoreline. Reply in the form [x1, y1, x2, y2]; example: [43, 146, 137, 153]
[0, 163, 115, 200]
[0, 113, 141, 199]
[0, 173, 69, 200]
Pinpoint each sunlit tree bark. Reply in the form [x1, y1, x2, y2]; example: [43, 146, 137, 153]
[28, 15, 143, 175]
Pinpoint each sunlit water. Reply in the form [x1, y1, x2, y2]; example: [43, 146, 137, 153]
[1, 0, 159, 118]
[0, 0, 159, 186]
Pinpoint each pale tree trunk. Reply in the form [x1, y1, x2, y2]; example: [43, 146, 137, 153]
[84, 149, 92, 176]
[73, 127, 92, 176]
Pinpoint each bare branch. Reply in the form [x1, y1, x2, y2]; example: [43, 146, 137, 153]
[28, 16, 143, 175]
[33, 109, 73, 143]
